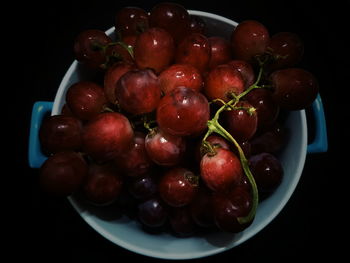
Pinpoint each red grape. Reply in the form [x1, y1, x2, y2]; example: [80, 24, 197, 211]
[204, 64, 245, 102]
[115, 132, 153, 177]
[103, 62, 135, 104]
[175, 33, 211, 73]
[189, 15, 206, 34]
[115, 7, 149, 37]
[200, 148, 242, 192]
[66, 81, 107, 121]
[40, 152, 88, 196]
[145, 128, 186, 166]
[82, 112, 134, 162]
[39, 115, 82, 154]
[213, 186, 252, 232]
[208, 36, 232, 69]
[270, 68, 319, 110]
[83, 163, 123, 205]
[158, 64, 203, 94]
[73, 29, 111, 69]
[231, 20, 270, 63]
[267, 32, 304, 70]
[223, 101, 258, 142]
[134, 27, 174, 73]
[149, 2, 190, 44]
[245, 88, 280, 130]
[156, 86, 210, 137]
[159, 167, 198, 207]
[116, 69, 161, 115]
[227, 60, 255, 89]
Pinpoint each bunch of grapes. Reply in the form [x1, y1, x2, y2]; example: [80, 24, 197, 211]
[38, 2, 319, 236]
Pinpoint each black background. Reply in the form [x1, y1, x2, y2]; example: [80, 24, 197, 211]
[15, 0, 345, 261]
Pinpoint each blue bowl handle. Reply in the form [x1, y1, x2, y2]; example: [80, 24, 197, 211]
[28, 101, 53, 168]
[307, 94, 328, 153]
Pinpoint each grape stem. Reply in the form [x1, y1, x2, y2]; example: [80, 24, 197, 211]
[201, 64, 265, 225]
[207, 118, 258, 224]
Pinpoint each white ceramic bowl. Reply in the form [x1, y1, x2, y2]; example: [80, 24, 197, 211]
[51, 10, 307, 260]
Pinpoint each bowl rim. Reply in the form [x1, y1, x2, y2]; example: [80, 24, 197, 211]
[52, 10, 307, 260]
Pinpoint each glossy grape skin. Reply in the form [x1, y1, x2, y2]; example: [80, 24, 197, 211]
[157, 86, 210, 137]
[129, 174, 158, 200]
[40, 152, 88, 196]
[213, 186, 253, 232]
[223, 101, 258, 142]
[115, 7, 149, 37]
[149, 2, 190, 44]
[145, 128, 186, 166]
[175, 33, 211, 73]
[134, 27, 174, 73]
[196, 135, 231, 163]
[189, 15, 206, 34]
[83, 163, 123, 206]
[103, 62, 135, 104]
[271, 68, 319, 110]
[82, 112, 134, 162]
[39, 115, 82, 154]
[245, 88, 280, 130]
[267, 32, 304, 70]
[249, 152, 283, 194]
[200, 148, 243, 192]
[66, 81, 107, 121]
[231, 20, 270, 63]
[158, 64, 203, 95]
[137, 197, 168, 228]
[159, 167, 198, 207]
[73, 29, 111, 69]
[227, 60, 255, 89]
[208, 36, 232, 69]
[116, 69, 161, 115]
[115, 132, 153, 177]
[204, 64, 245, 102]
[169, 207, 196, 237]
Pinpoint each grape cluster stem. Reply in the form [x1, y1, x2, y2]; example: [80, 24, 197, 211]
[202, 65, 264, 225]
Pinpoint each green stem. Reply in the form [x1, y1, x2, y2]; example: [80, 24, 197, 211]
[211, 120, 258, 224]
[115, 41, 134, 59]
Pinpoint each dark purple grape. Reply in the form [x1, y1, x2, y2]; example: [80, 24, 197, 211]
[137, 197, 168, 228]
[129, 174, 158, 200]
[249, 153, 284, 194]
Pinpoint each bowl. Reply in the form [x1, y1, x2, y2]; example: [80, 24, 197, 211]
[29, 10, 328, 260]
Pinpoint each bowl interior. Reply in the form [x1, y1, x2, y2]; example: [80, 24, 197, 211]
[52, 10, 307, 260]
